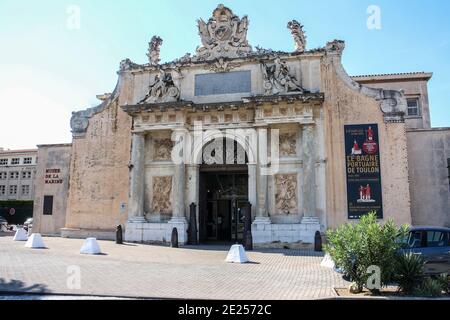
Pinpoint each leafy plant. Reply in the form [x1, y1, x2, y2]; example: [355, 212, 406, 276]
[415, 277, 443, 297]
[394, 252, 425, 295]
[436, 274, 449, 294]
[325, 212, 409, 293]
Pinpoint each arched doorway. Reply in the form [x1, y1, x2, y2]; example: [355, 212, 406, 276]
[198, 139, 249, 244]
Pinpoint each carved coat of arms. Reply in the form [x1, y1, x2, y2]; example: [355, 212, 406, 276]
[194, 4, 252, 61]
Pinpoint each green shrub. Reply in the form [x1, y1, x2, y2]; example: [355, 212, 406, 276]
[415, 277, 443, 297]
[394, 253, 425, 295]
[436, 274, 449, 294]
[325, 212, 408, 293]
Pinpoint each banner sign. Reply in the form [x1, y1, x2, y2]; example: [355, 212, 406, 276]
[344, 124, 383, 219]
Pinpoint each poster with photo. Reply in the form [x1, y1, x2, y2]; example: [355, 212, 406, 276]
[344, 124, 383, 219]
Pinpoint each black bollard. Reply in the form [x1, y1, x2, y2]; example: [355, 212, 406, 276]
[171, 227, 179, 248]
[188, 203, 198, 245]
[243, 202, 253, 251]
[314, 231, 322, 252]
[116, 225, 123, 244]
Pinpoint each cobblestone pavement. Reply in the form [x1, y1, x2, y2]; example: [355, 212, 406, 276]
[0, 236, 348, 300]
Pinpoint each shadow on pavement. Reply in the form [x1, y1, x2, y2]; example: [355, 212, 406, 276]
[0, 278, 50, 295]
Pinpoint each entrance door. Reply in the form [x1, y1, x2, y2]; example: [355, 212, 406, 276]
[199, 170, 248, 244]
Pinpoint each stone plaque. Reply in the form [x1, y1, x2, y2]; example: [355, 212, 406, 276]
[154, 139, 173, 161]
[194, 71, 251, 96]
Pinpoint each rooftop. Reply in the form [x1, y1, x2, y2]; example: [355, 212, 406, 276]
[352, 72, 433, 82]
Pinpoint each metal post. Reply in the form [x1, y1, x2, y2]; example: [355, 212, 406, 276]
[171, 227, 179, 248]
[188, 203, 198, 245]
[232, 194, 238, 244]
[244, 202, 253, 251]
[116, 225, 123, 245]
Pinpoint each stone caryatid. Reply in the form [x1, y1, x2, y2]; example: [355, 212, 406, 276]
[287, 20, 307, 53]
[261, 56, 304, 95]
[139, 69, 180, 104]
[147, 36, 163, 65]
[194, 4, 252, 61]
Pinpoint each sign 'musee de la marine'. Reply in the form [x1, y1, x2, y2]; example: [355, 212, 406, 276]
[344, 124, 383, 219]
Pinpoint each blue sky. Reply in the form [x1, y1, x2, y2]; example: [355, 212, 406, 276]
[0, 0, 449, 149]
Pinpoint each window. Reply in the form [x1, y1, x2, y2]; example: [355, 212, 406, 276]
[0, 185, 5, 195]
[0, 172, 6, 180]
[0, 159, 7, 166]
[9, 185, 17, 195]
[22, 171, 32, 179]
[23, 157, 32, 164]
[406, 231, 426, 248]
[9, 172, 19, 179]
[43, 195, 54, 215]
[407, 98, 420, 117]
[11, 158, 20, 165]
[21, 185, 30, 196]
[426, 231, 448, 248]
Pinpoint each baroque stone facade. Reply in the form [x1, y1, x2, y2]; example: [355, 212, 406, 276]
[61, 4, 442, 245]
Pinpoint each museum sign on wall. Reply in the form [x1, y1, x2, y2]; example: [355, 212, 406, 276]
[344, 124, 383, 219]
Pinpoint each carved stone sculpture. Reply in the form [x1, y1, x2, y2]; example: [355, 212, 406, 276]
[152, 176, 172, 214]
[147, 36, 163, 65]
[275, 174, 298, 214]
[287, 20, 307, 53]
[261, 56, 304, 95]
[139, 69, 180, 104]
[194, 4, 252, 61]
[207, 58, 240, 73]
[279, 133, 297, 156]
[325, 39, 345, 55]
[154, 139, 173, 161]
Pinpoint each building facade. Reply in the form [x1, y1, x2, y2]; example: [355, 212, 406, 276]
[0, 148, 37, 201]
[61, 5, 422, 245]
[32, 144, 72, 235]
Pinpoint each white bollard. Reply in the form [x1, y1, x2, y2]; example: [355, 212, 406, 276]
[225, 244, 249, 264]
[80, 238, 102, 255]
[25, 234, 46, 249]
[320, 253, 336, 268]
[13, 228, 28, 241]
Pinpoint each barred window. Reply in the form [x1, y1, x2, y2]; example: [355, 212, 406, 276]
[407, 98, 420, 117]
[0, 159, 8, 166]
[22, 171, 32, 179]
[23, 157, 32, 164]
[21, 185, 30, 195]
[0, 185, 5, 195]
[11, 158, 20, 165]
[9, 185, 17, 195]
[9, 172, 19, 179]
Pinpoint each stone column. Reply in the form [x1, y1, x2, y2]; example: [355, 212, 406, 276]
[128, 133, 146, 222]
[255, 127, 270, 223]
[248, 163, 257, 219]
[172, 163, 186, 218]
[167, 129, 188, 244]
[302, 124, 319, 224]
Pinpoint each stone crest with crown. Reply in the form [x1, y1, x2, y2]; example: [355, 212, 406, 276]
[193, 4, 252, 61]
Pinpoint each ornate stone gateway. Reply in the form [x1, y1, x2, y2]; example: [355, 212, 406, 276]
[67, 4, 411, 245]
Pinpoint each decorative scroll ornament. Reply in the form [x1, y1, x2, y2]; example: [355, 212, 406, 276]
[261, 56, 304, 95]
[194, 4, 252, 61]
[287, 20, 307, 53]
[147, 36, 163, 65]
[139, 69, 180, 104]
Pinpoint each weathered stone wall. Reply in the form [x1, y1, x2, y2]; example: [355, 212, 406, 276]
[64, 78, 132, 237]
[322, 57, 412, 229]
[32, 144, 72, 235]
[407, 128, 450, 227]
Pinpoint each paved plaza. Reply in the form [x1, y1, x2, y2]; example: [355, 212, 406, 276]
[0, 235, 348, 300]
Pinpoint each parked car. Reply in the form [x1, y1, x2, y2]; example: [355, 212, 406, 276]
[399, 226, 450, 274]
